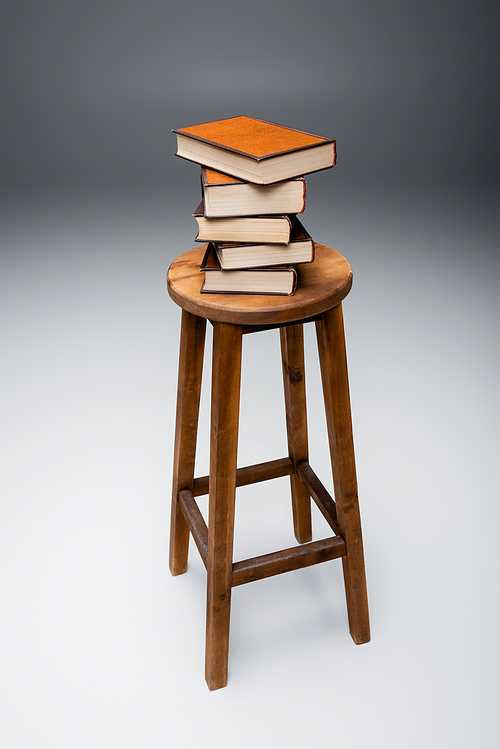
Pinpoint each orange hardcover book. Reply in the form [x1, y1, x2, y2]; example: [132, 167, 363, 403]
[173, 116, 336, 184]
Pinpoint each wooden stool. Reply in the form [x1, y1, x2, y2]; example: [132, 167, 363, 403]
[167, 242, 370, 690]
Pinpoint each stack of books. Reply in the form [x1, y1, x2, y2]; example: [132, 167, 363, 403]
[172, 116, 336, 296]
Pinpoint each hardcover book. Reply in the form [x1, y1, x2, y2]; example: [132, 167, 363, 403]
[200, 245, 297, 296]
[193, 200, 293, 244]
[173, 116, 336, 185]
[201, 168, 306, 217]
[211, 218, 314, 270]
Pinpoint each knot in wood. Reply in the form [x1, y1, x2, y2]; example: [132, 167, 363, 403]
[287, 365, 303, 384]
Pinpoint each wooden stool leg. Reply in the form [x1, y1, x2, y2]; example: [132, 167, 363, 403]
[169, 310, 207, 576]
[280, 324, 312, 543]
[205, 322, 243, 690]
[316, 304, 370, 645]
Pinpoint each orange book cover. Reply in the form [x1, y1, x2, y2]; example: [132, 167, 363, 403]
[173, 115, 335, 162]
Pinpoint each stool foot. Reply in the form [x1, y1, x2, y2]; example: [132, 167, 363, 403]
[280, 325, 312, 544]
[316, 305, 370, 645]
[170, 311, 206, 577]
[205, 322, 243, 690]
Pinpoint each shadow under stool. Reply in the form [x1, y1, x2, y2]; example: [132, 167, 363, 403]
[167, 242, 370, 690]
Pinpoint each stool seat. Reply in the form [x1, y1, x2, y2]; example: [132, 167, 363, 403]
[167, 242, 370, 690]
[167, 242, 352, 326]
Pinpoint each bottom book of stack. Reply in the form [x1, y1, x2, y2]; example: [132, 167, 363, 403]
[200, 245, 298, 296]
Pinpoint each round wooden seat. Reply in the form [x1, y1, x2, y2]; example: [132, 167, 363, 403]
[167, 242, 352, 326]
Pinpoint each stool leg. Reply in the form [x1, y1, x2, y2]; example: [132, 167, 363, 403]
[280, 324, 312, 543]
[169, 310, 207, 576]
[316, 304, 370, 645]
[206, 322, 242, 690]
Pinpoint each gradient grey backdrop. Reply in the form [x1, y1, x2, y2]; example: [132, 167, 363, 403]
[1, 1, 499, 747]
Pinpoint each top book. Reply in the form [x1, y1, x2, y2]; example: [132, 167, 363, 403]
[173, 115, 336, 185]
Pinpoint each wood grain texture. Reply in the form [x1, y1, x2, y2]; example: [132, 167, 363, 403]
[205, 322, 243, 691]
[167, 243, 352, 326]
[192, 456, 293, 497]
[169, 311, 206, 576]
[280, 325, 312, 543]
[316, 305, 370, 645]
[179, 489, 208, 569]
[296, 460, 340, 536]
[232, 536, 346, 587]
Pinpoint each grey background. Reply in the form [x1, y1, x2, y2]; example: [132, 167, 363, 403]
[1, 1, 499, 747]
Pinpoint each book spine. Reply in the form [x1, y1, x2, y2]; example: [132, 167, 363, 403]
[299, 178, 306, 214]
[288, 267, 298, 295]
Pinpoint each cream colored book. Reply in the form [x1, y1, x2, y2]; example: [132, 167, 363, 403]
[211, 219, 314, 270]
[193, 201, 293, 244]
[200, 245, 297, 296]
[201, 168, 306, 217]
